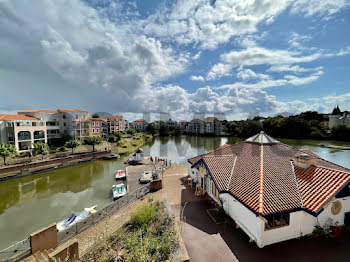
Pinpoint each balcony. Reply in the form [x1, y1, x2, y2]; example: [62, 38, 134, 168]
[18, 135, 31, 141]
[34, 135, 45, 139]
[47, 134, 60, 139]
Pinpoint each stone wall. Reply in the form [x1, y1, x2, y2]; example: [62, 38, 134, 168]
[0, 151, 109, 180]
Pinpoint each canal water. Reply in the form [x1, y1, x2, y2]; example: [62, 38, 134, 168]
[0, 136, 349, 249]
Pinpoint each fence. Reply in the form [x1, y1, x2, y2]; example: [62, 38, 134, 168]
[0, 182, 151, 262]
[0, 238, 30, 262]
[57, 182, 151, 244]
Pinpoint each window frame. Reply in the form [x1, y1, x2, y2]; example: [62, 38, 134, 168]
[264, 214, 290, 231]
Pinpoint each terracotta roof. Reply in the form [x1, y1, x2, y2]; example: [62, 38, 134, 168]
[100, 114, 123, 120]
[188, 132, 350, 217]
[57, 108, 87, 113]
[19, 109, 58, 113]
[0, 114, 40, 121]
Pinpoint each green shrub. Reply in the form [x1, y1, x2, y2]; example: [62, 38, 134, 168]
[130, 203, 157, 228]
[59, 146, 66, 152]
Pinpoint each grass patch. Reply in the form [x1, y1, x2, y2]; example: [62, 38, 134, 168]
[82, 202, 178, 262]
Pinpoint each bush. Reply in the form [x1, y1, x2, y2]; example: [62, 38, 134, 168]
[130, 203, 157, 228]
[59, 146, 66, 152]
[49, 146, 57, 153]
[310, 130, 325, 139]
[107, 135, 115, 142]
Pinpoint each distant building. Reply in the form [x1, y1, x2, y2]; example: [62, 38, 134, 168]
[153, 120, 164, 130]
[179, 120, 188, 132]
[188, 119, 204, 134]
[204, 117, 221, 134]
[329, 106, 350, 128]
[165, 119, 177, 130]
[100, 114, 128, 134]
[131, 119, 148, 131]
[0, 114, 47, 152]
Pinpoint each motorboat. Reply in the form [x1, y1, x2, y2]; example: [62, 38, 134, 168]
[103, 153, 119, 160]
[115, 169, 126, 179]
[124, 149, 144, 165]
[113, 184, 127, 200]
[139, 170, 153, 183]
[57, 205, 97, 232]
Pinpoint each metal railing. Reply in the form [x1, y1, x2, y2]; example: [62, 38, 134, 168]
[0, 182, 151, 261]
[57, 182, 151, 244]
[0, 238, 30, 262]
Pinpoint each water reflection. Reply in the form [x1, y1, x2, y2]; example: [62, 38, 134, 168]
[0, 136, 349, 249]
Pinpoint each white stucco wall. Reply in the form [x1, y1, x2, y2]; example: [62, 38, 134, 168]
[260, 196, 350, 247]
[220, 194, 262, 245]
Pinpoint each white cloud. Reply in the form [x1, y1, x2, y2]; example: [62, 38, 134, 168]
[290, 0, 350, 18]
[192, 51, 201, 60]
[268, 65, 323, 73]
[237, 69, 270, 81]
[288, 32, 312, 50]
[140, 0, 290, 49]
[190, 75, 205, 81]
[207, 46, 322, 80]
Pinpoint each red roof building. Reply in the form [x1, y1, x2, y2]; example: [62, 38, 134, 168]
[188, 132, 350, 247]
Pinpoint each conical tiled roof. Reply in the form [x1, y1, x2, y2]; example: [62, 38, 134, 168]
[245, 131, 279, 144]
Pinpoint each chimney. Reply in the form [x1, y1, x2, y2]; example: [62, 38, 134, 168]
[293, 153, 316, 169]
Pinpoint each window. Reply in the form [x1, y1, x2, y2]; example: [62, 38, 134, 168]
[96, 128, 99, 133]
[63, 115, 66, 119]
[92, 128, 95, 133]
[92, 121, 95, 127]
[76, 114, 78, 119]
[265, 214, 290, 230]
[64, 122, 66, 126]
[96, 121, 99, 126]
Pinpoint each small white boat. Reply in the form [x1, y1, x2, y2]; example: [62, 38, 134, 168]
[57, 205, 97, 232]
[139, 170, 153, 183]
[115, 170, 126, 179]
[113, 184, 127, 200]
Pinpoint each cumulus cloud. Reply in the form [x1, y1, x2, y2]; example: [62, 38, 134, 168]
[290, 0, 350, 18]
[190, 75, 205, 81]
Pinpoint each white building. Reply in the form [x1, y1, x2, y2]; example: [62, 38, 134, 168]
[0, 114, 47, 152]
[188, 132, 350, 248]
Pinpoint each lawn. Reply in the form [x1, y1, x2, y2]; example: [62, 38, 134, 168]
[81, 201, 179, 262]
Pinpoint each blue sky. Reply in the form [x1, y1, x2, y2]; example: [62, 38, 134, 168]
[1, 0, 350, 120]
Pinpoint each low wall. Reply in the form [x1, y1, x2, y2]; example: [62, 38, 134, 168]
[0, 151, 109, 180]
[49, 239, 79, 262]
[30, 223, 58, 254]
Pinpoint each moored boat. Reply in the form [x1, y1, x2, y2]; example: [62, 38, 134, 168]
[57, 205, 97, 232]
[139, 170, 153, 183]
[103, 153, 119, 160]
[115, 169, 126, 179]
[112, 184, 127, 200]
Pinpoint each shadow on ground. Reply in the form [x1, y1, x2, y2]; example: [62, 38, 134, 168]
[180, 179, 350, 262]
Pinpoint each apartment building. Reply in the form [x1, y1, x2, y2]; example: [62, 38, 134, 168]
[131, 119, 148, 131]
[100, 114, 128, 134]
[18, 109, 61, 144]
[0, 114, 47, 152]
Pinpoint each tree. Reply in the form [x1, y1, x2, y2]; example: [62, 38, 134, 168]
[0, 144, 16, 165]
[331, 125, 350, 141]
[65, 140, 80, 154]
[107, 135, 115, 142]
[145, 124, 156, 135]
[173, 126, 181, 136]
[159, 125, 169, 136]
[127, 128, 136, 135]
[84, 136, 103, 152]
[92, 113, 100, 118]
[114, 131, 124, 141]
[32, 142, 49, 160]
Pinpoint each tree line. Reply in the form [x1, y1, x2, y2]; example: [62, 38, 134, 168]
[225, 111, 350, 141]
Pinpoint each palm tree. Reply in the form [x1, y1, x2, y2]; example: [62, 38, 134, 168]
[32, 142, 49, 160]
[84, 136, 103, 152]
[0, 144, 16, 165]
[65, 140, 80, 154]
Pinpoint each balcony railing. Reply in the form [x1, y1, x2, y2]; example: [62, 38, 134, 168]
[18, 136, 31, 141]
[47, 134, 60, 139]
[34, 135, 45, 139]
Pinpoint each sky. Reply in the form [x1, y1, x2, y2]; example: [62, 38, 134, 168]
[1, 0, 350, 121]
